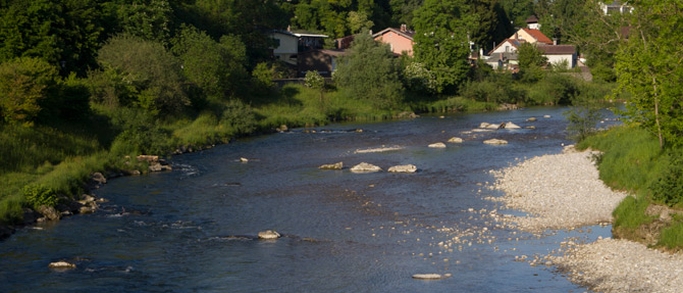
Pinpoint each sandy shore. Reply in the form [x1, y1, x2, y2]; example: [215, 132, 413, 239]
[490, 147, 683, 292]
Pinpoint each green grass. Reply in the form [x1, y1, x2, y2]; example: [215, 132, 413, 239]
[658, 219, 683, 250]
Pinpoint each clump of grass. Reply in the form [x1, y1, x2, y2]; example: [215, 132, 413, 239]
[612, 195, 656, 240]
[658, 219, 683, 251]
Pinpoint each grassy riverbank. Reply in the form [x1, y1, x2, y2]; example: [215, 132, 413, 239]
[578, 125, 683, 251]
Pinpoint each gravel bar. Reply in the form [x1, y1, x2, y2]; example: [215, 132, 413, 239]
[490, 147, 683, 292]
[490, 148, 627, 232]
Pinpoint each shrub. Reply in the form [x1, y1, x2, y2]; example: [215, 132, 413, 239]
[650, 149, 683, 207]
[23, 184, 58, 208]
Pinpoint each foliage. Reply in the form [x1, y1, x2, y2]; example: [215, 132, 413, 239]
[0, 57, 59, 125]
[95, 34, 190, 116]
[612, 195, 655, 236]
[110, 0, 174, 44]
[412, 0, 476, 94]
[615, 0, 683, 149]
[402, 61, 437, 94]
[0, 0, 106, 76]
[517, 43, 547, 83]
[649, 149, 683, 207]
[171, 25, 249, 102]
[23, 184, 58, 209]
[658, 220, 683, 250]
[333, 30, 404, 110]
[579, 126, 662, 193]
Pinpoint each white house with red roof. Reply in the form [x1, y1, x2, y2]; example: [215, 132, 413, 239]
[484, 17, 577, 70]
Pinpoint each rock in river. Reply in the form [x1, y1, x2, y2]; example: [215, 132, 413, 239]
[388, 164, 417, 173]
[350, 162, 382, 173]
[258, 230, 281, 240]
[319, 162, 343, 170]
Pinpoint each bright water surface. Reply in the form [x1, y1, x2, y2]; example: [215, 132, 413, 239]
[1, 107, 616, 292]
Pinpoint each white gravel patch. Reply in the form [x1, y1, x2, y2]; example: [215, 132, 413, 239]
[489, 147, 683, 292]
[549, 238, 683, 293]
[490, 149, 628, 232]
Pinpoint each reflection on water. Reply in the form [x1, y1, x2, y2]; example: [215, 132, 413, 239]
[1, 107, 616, 292]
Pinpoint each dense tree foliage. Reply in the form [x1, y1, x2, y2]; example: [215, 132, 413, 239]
[333, 30, 404, 109]
[615, 0, 683, 149]
[412, 0, 477, 94]
[0, 58, 59, 125]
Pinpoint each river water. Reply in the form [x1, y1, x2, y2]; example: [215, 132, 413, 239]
[1, 107, 614, 292]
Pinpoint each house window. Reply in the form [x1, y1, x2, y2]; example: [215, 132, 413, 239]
[505, 45, 509, 52]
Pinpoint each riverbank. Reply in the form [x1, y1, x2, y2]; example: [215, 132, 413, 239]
[490, 147, 683, 292]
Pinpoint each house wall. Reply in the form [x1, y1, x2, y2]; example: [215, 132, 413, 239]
[545, 54, 576, 68]
[374, 31, 414, 56]
[490, 40, 517, 54]
[272, 33, 299, 65]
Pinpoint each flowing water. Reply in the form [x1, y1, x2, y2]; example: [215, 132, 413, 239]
[1, 107, 616, 292]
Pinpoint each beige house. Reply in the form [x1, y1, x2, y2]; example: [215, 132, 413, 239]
[372, 24, 415, 57]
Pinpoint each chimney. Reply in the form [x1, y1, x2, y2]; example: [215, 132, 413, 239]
[553, 38, 558, 45]
[400, 24, 407, 32]
[287, 25, 291, 32]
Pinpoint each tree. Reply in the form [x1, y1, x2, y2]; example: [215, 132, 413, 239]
[517, 42, 547, 82]
[171, 25, 249, 102]
[412, 0, 477, 94]
[0, 57, 59, 125]
[304, 70, 326, 110]
[333, 30, 404, 109]
[615, 0, 683, 149]
[0, 0, 105, 76]
[95, 34, 190, 116]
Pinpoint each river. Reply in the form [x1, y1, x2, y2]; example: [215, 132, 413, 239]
[1, 107, 614, 292]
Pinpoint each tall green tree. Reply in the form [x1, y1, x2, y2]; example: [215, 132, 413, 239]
[0, 0, 105, 76]
[412, 0, 477, 94]
[333, 30, 404, 109]
[517, 42, 547, 83]
[94, 34, 190, 116]
[615, 0, 683, 149]
[171, 25, 248, 103]
[0, 58, 59, 125]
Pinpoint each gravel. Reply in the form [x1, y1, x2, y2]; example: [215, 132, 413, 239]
[490, 148, 627, 232]
[490, 147, 683, 292]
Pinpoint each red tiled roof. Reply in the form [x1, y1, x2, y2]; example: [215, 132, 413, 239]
[522, 28, 553, 45]
[537, 45, 576, 55]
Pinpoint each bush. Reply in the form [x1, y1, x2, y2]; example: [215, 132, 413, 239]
[650, 149, 683, 207]
[23, 184, 58, 208]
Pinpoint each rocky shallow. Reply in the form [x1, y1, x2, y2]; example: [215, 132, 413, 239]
[491, 147, 683, 292]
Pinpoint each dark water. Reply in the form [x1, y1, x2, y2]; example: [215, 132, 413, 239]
[1, 107, 615, 292]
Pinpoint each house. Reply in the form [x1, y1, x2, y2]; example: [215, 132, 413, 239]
[601, 1, 633, 15]
[484, 16, 577, 70]
[271, 28, 328, 63]
[537, 45, 577, 69]
[510, 28, 554, 45]
[297, 49, 346, 77]
[372, 24, 415, 56]
[525, 15, 541, 30]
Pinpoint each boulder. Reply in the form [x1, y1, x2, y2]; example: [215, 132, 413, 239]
[503, 122, 521, 129]
[526, 117, 537, 122]
[428, 142, 447, 148]
[447, 137, 463, 143]
[350, 162, 382, 173]
[388, 164, 417, 173]
[276, 124, 288, 132]
[543, 115, 551, 118]
[36, 205, 60, 221]
[91, 172, 107, 184]
[136, 155, 159, 162]
[239, 157, 249, 163]
[258, 230, 281, 240]
[479, 122, 500, 129]
[483, 138, 508, 145]
[48, 261, 76, 269]
[319, 162, 343, 170]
